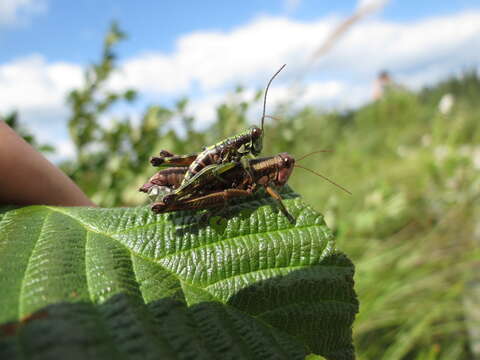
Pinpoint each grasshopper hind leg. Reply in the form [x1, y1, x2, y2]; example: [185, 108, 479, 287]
[265, 186, 296, 224]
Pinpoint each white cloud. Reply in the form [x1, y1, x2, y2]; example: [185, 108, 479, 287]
[0, 54, 83, 111]
[110, 16, 334, 94]
[356, 0, 388, 11]
[0, 55, 82, 162]
[325, 11, 480, 76]
[300, 81, 345, 104]
[0, 0, 47, 26]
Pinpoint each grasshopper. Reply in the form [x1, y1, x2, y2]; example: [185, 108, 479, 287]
[146, 152, 297, 222]
[150, 64, 286, 186]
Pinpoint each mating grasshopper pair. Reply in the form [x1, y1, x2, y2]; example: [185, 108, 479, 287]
[140, 152, 297, 222]
[139, 65, 293, 219]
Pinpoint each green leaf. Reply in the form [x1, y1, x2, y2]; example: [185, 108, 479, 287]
[0, 188, 357, 359]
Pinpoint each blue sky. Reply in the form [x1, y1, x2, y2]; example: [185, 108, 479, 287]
[1, 0, 480, 160]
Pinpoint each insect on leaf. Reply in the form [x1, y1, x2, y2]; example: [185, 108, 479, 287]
[0, 187, 358, 360]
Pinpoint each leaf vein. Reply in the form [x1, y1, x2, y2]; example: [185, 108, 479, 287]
[18, 209, 51, 319]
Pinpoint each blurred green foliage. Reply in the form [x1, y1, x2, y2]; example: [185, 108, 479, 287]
[6, 23, 480, 359]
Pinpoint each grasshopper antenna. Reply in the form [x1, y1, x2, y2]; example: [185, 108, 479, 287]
[296, 150, 333, 162]
[294, 164, 352, 195]
[261, 64, 286, 133]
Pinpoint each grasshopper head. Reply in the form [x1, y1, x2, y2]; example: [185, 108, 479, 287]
[275, 153, 295, 186]
[250, 126, 263, 155]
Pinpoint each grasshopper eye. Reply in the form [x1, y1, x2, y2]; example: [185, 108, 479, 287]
[251, 126, 262, 138]
[279, 153, 295, 168]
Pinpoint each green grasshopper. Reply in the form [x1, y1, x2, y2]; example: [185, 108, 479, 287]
[150, 64, 286, 186]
